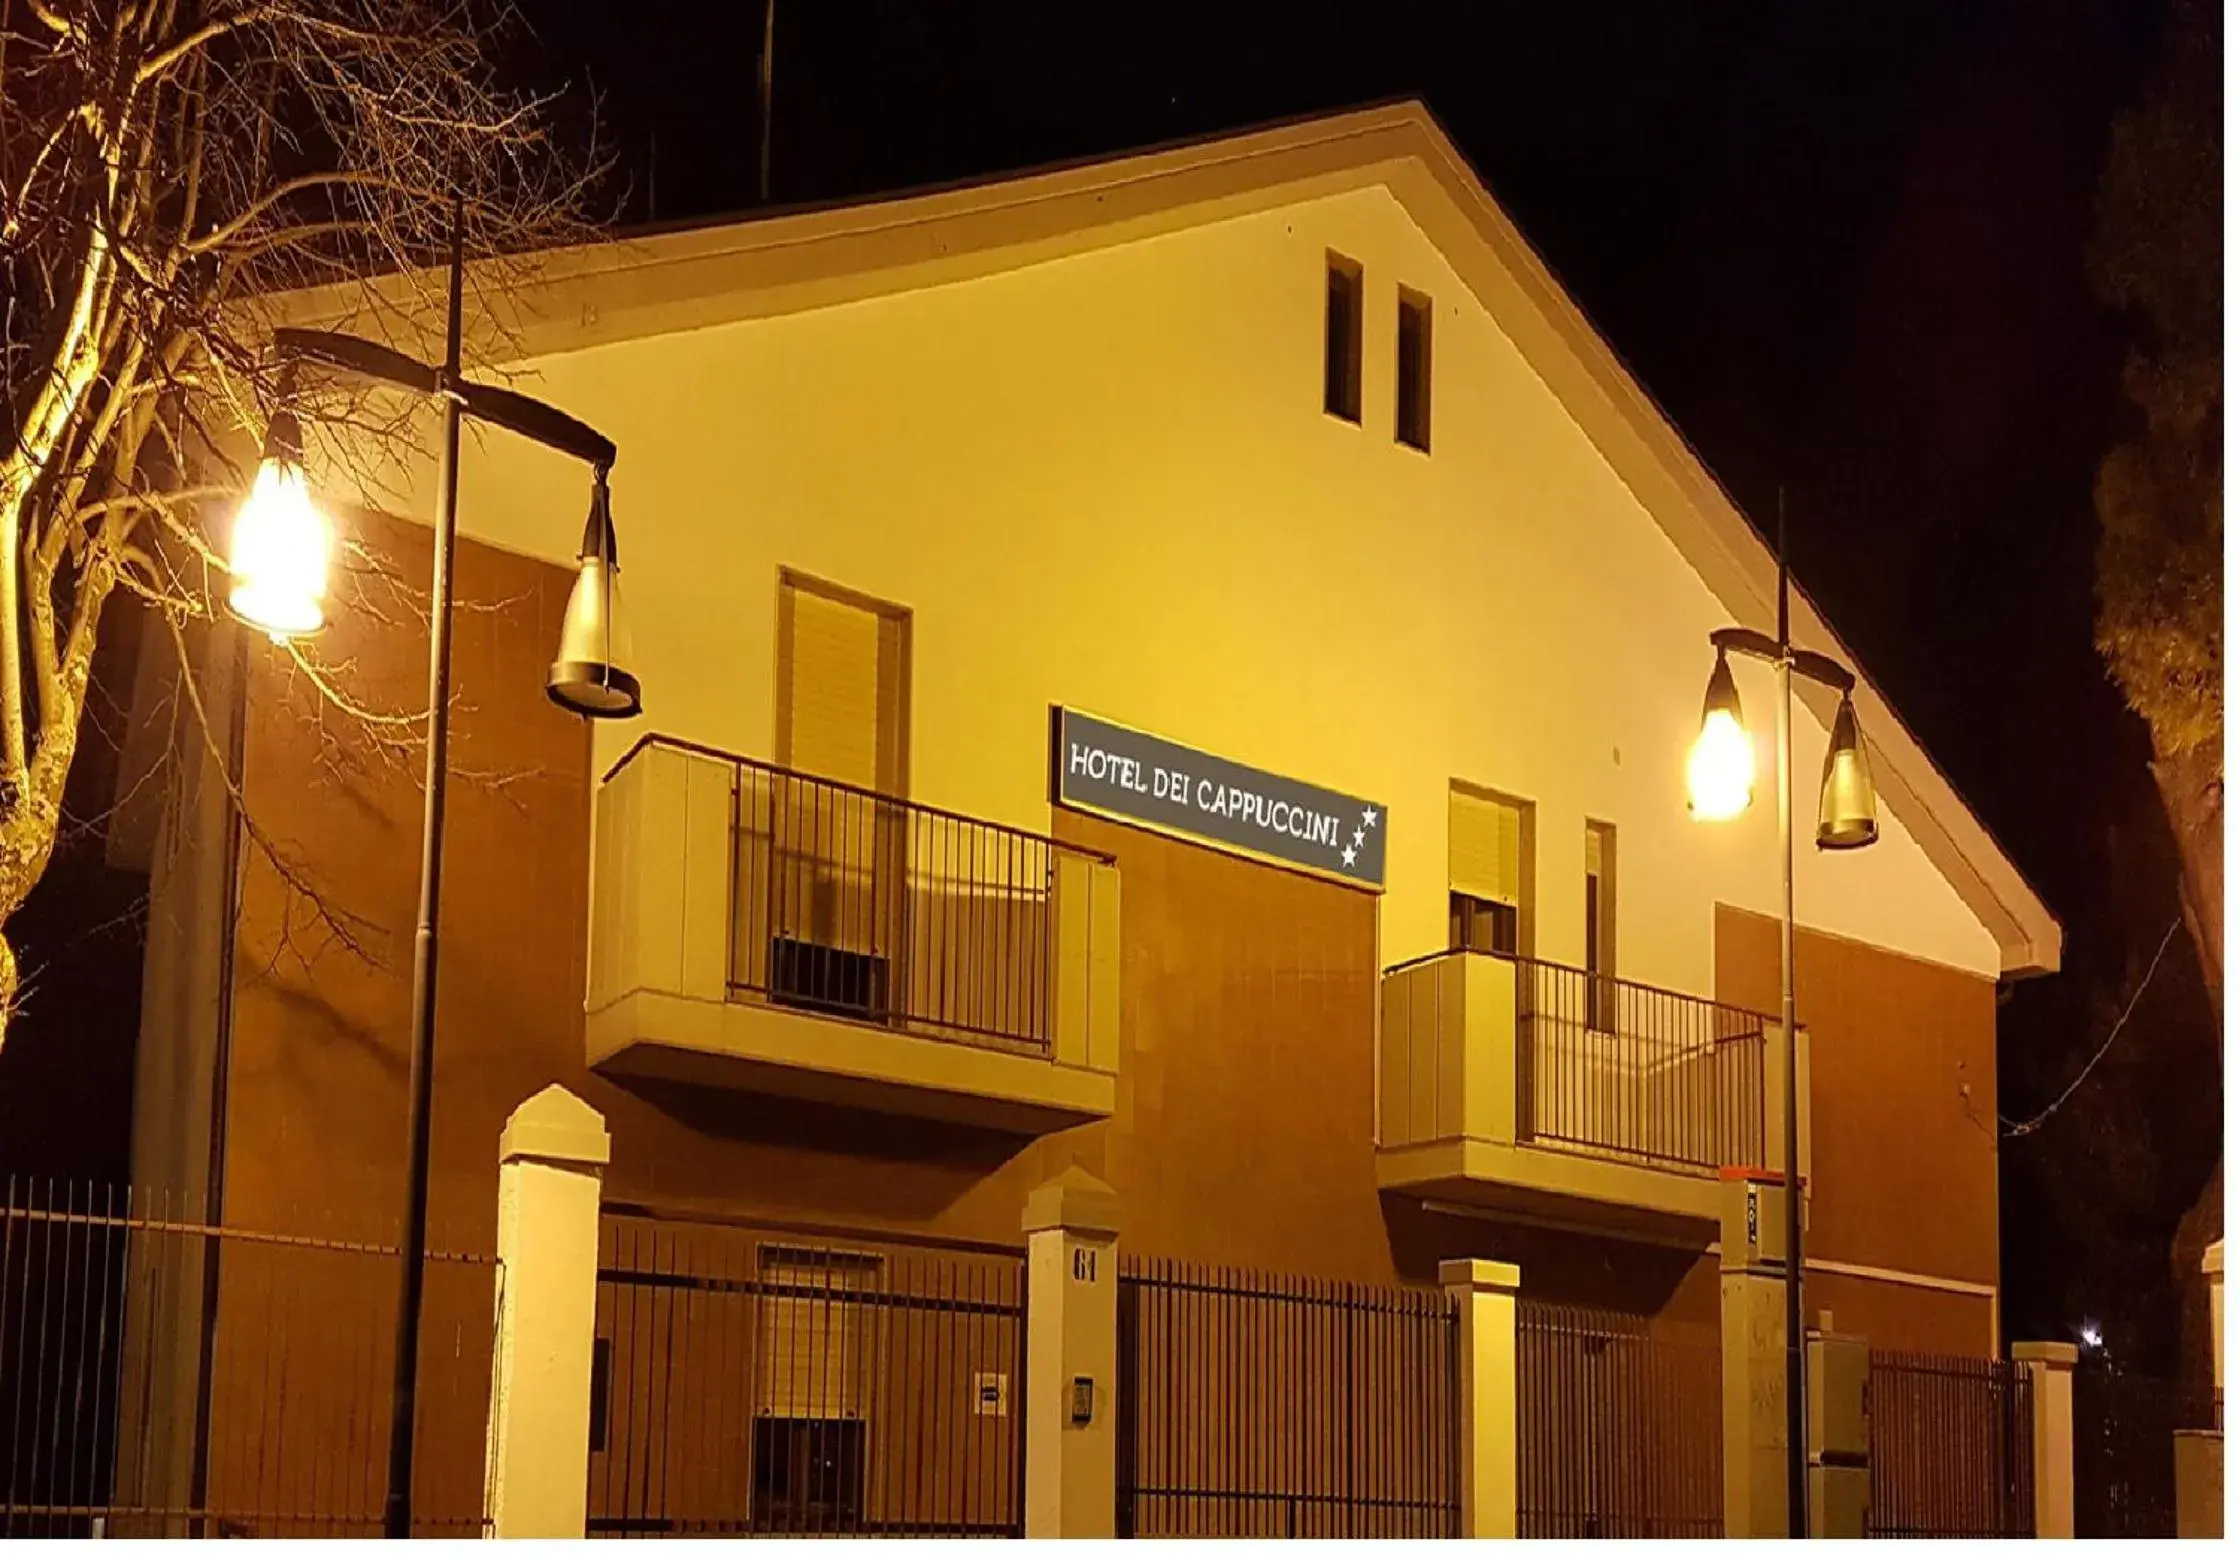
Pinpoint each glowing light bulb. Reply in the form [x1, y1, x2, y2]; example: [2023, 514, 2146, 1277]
[227, 456, 333, 641]
[1687, 706, 1755, 821]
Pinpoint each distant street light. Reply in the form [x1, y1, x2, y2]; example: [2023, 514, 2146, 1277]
[1687, 502, 1878, 1538]
[228, 199, 639, 1538]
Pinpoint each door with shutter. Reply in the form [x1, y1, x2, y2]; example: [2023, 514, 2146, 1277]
[1451, 784, 1544, 1138]
[752, 1246, 880, 1531]
[768, 574, 911, 1018]
[1585, 821, 1618, 1032]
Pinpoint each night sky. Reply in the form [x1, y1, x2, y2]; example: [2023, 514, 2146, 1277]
[0, 1, 2212, 1367]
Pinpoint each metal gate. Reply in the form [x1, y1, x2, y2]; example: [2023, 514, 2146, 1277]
[0, 1178, 496, 1538]
[1114, 1257, 1461, 1538]
[587, 1209, 1026, 1538]
[1517, 1300, 1723, 1538]
[1866, 1350, 2034, 1538]
[2074, 1365, 2221, 1538]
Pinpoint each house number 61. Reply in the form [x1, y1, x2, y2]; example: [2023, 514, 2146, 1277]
[1072, 1247, 1097, 1283]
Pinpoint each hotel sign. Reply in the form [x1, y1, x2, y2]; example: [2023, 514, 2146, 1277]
[1053, 708, 1386, 889]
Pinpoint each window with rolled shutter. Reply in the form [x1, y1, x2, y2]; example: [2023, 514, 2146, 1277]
[1449, 785, 1533, 956]
[757, 1246, 881, 1421]
[778, 576, 909, 795]
[1450, 789, 1523, 905]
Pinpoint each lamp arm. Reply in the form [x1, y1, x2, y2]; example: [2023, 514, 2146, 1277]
[1709, 626, 1782, 663]
[1707, 627, 1856, 694]
[1789, 648, 1855, 695]
[459, 381, 617, 470]
[273, 328, 441, 397]
[270, 327, 616, 471]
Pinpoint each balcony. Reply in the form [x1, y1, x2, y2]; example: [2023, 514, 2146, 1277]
[1377, 950, 1798, 1244]
[587, 737, 1120, 1133]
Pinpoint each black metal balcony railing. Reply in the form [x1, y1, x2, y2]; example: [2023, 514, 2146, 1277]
[707, 747, 1110, 1053]
[1508, 954, 1770, 1175]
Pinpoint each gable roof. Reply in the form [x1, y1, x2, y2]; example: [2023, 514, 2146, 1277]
[283, 98, 2061, 976]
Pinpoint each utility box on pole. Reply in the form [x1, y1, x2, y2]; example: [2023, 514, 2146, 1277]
[1806, 1313, 1870, 1538]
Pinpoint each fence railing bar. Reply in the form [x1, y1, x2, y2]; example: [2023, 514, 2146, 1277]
[591, 1266, 1022, 1320]
[25, 1178, 59, 1535]
[0, 1499, 388, 1524]
[586, 1513, 1022, 1537]
[0, 1204, 493, 1264]
[1121, 1269, 1444, 1315]
[602, 1203, 1028, 1263]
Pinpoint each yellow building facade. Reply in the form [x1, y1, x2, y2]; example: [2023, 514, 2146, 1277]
[107, 101, 2065, 1537]
[426, 121, 2041, 997]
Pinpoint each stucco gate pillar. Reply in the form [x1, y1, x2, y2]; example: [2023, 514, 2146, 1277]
[1022, 1167, 1122, 1538]
[482, 1084, 610, 1538]
[2211, 1238, 2226, 1394]
[2011, 1341, 2077, 1538]
[1441, 1258, 1521, 1537]
[2176, 1239, 2225, 1539]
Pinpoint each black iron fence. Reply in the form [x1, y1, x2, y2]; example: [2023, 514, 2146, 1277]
[589, 1209, 1026, 1538]
[1517, 1300, 1723, 1538]
[1510, 954, 1769, 1174]
[2075, 1364, 2222, 1538]
[0, 1179, 496, 1538]
[1866, 1349, 2034, 1538]
[1115, 1257, 1461, 1538]
[687, 739, 1112, 1052]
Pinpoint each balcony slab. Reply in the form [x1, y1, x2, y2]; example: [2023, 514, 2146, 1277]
[1377, 1136, 1722, 1247]
[589, 989, 1116, 1135]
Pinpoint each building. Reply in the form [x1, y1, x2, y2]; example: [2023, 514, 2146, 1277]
[101, 100, 2060, 1535]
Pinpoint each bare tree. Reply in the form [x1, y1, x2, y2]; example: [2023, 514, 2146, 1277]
[0, 0, 600, 1035]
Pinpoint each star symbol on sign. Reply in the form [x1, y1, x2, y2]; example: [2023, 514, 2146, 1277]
[1352, 828, 1365, 848]
[1361, 806, 1379, 830]
[1342, 843, 1358, 867]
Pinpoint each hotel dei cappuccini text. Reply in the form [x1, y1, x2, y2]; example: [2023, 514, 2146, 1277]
[89, 101, 2069, 1539]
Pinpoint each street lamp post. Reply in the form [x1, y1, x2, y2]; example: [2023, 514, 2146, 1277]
[223, 202, 642, 1537]
[1685, 507, 1879, 1539]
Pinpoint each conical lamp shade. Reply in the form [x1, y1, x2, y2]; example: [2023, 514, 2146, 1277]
[546, 480, 642, 718]
[1816, 696, 1878, 850]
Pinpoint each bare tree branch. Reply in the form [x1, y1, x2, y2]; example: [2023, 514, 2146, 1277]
[134, 1, 275, 85]
[0, 0, 609, 1034]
